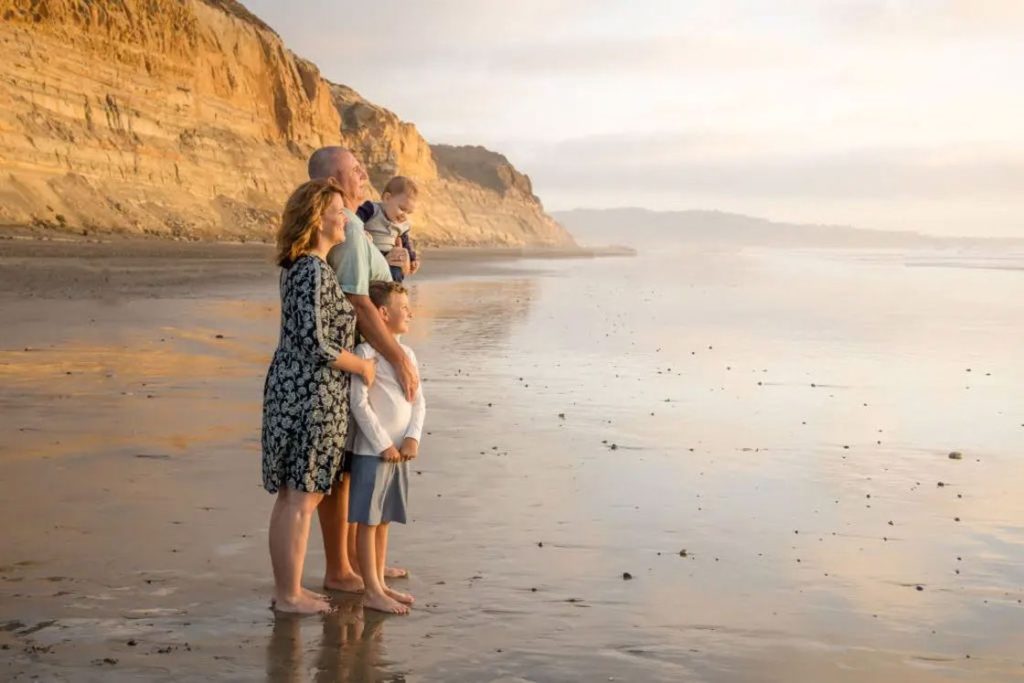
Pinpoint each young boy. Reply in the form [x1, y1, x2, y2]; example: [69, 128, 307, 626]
[356, 176, 420, 283]
[348, 281, 425, 614]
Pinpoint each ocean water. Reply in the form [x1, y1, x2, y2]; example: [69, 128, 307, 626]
[1, 244, 1022, 681]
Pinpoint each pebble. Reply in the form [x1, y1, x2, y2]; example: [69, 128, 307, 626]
[622, 572, 633, 580]
[948, 451, 963, 460]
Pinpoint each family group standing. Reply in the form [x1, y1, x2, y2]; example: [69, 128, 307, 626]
[260, 147, 426, 615]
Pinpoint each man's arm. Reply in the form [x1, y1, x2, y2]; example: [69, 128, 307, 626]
[346, 292, 420, 401]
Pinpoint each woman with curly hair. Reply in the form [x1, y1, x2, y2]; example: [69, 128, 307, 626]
[262, 178, 376, 614]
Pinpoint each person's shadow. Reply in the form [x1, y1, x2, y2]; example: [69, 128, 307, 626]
[266, 595, 402, 683]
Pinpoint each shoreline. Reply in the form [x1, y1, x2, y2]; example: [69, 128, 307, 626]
[0, 232, 632, 301]
[0, 229, 636, 260]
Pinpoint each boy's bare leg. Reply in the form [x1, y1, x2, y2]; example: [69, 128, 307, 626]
[378, 523, 414, 605]
[319, 478, 363, 593]
[351, 523, 406, 579]
[268, 488, 331, 614]
[357, 524, 408, 615]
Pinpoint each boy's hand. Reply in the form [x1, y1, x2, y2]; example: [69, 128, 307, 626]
[381, 446, 402, 463]
[399, 437, 419, 461]
[409, 260, 421, 275]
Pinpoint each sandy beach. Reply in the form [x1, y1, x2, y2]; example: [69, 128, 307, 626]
[1, 239, 1022, 682]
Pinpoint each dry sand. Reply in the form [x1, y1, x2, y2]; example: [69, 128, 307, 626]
[1, 239, 1022, 681]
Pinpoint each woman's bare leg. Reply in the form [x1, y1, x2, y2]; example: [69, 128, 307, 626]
[269, 488, 330, 614]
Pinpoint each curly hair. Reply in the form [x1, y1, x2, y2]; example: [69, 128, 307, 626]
[275, 178, 347, 267]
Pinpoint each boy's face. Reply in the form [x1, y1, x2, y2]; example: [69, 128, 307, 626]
[379, 292, 412, 335]
[382, 192, 416, 223]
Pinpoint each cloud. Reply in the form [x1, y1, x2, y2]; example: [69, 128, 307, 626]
[240, 0, 1024, 235]
[525, 133, 1024, 201]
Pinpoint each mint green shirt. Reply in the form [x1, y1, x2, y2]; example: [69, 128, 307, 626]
[327, 208, 393, 296]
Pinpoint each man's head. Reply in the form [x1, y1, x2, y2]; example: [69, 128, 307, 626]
[380, 176, 418, 224]
[307, 146, 368, 208]
[368, 281, 412, 335]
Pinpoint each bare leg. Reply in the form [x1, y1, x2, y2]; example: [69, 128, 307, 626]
[319, 478, 363, 592]
[357, 524, 408, 615]
[268, 488, 330, 614]
[378, 524, 414, 605]
[347, 522, 360, 578]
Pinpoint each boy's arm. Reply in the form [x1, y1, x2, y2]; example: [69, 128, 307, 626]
[349, 347, 394, 457]
[404, 349, 426, 443]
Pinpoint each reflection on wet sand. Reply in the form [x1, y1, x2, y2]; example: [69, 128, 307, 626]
[403, 276, 535, 351]
[1, 245, 1023, 681]
[267, 599, 397, 683]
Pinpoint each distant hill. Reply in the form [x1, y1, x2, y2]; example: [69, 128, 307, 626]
[552, 208, 1022, 250]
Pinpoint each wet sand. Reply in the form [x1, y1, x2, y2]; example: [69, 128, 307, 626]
[1, 240, 1022, 681]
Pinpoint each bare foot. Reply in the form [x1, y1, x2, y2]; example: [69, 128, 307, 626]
[323, 574, 364, 594]
[362, 592, 409, 615]
[272, 592, 331, 615]
[303, 587, 329, 602]
[384, 566, 409, 579]
[384, 586, 415, 605]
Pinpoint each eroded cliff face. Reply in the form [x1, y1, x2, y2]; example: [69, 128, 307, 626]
[0, 0, 572, 246]
[332, 85, 573, 246]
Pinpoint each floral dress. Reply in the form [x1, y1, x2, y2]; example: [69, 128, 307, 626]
[261, 254, 356, 493]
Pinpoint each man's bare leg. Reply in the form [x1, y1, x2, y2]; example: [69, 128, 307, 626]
[347, 522, 360, 577]
[318, 478, 363, 593]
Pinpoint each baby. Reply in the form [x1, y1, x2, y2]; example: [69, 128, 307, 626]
[348, 281, 425, 614]
[356, 176, 420, 282]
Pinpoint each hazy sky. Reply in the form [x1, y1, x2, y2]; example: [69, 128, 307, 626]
[243, 0, 1024, 237]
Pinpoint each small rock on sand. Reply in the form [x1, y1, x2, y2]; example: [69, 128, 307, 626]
[948, 451, 963, 460]
[622, 572, 633, 580]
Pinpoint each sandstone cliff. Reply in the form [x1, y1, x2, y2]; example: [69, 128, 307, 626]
[0, 0, 573, 247]
[332, 84, 572, 246]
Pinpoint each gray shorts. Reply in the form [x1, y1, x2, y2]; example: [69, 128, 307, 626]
[348, 454, 408, 525]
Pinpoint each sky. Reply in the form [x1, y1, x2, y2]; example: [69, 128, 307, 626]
[242, 0, 1024, 237]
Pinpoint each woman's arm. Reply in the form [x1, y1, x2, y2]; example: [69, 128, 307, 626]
[293, 260, 344, 364]
[330, 350, 375, 386]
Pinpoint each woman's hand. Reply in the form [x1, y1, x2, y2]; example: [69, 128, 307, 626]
[381, 446, 402, 462]
[361, 357, 377, 388]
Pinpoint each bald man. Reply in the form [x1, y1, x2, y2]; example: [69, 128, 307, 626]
[308, 147, 417, 589]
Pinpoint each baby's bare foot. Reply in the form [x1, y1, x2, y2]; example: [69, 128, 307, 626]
[324, 574, 364, 594]
[272, 592, 331, 615]
[384, 586, 414, 605]
[362, 592, 409, 615]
